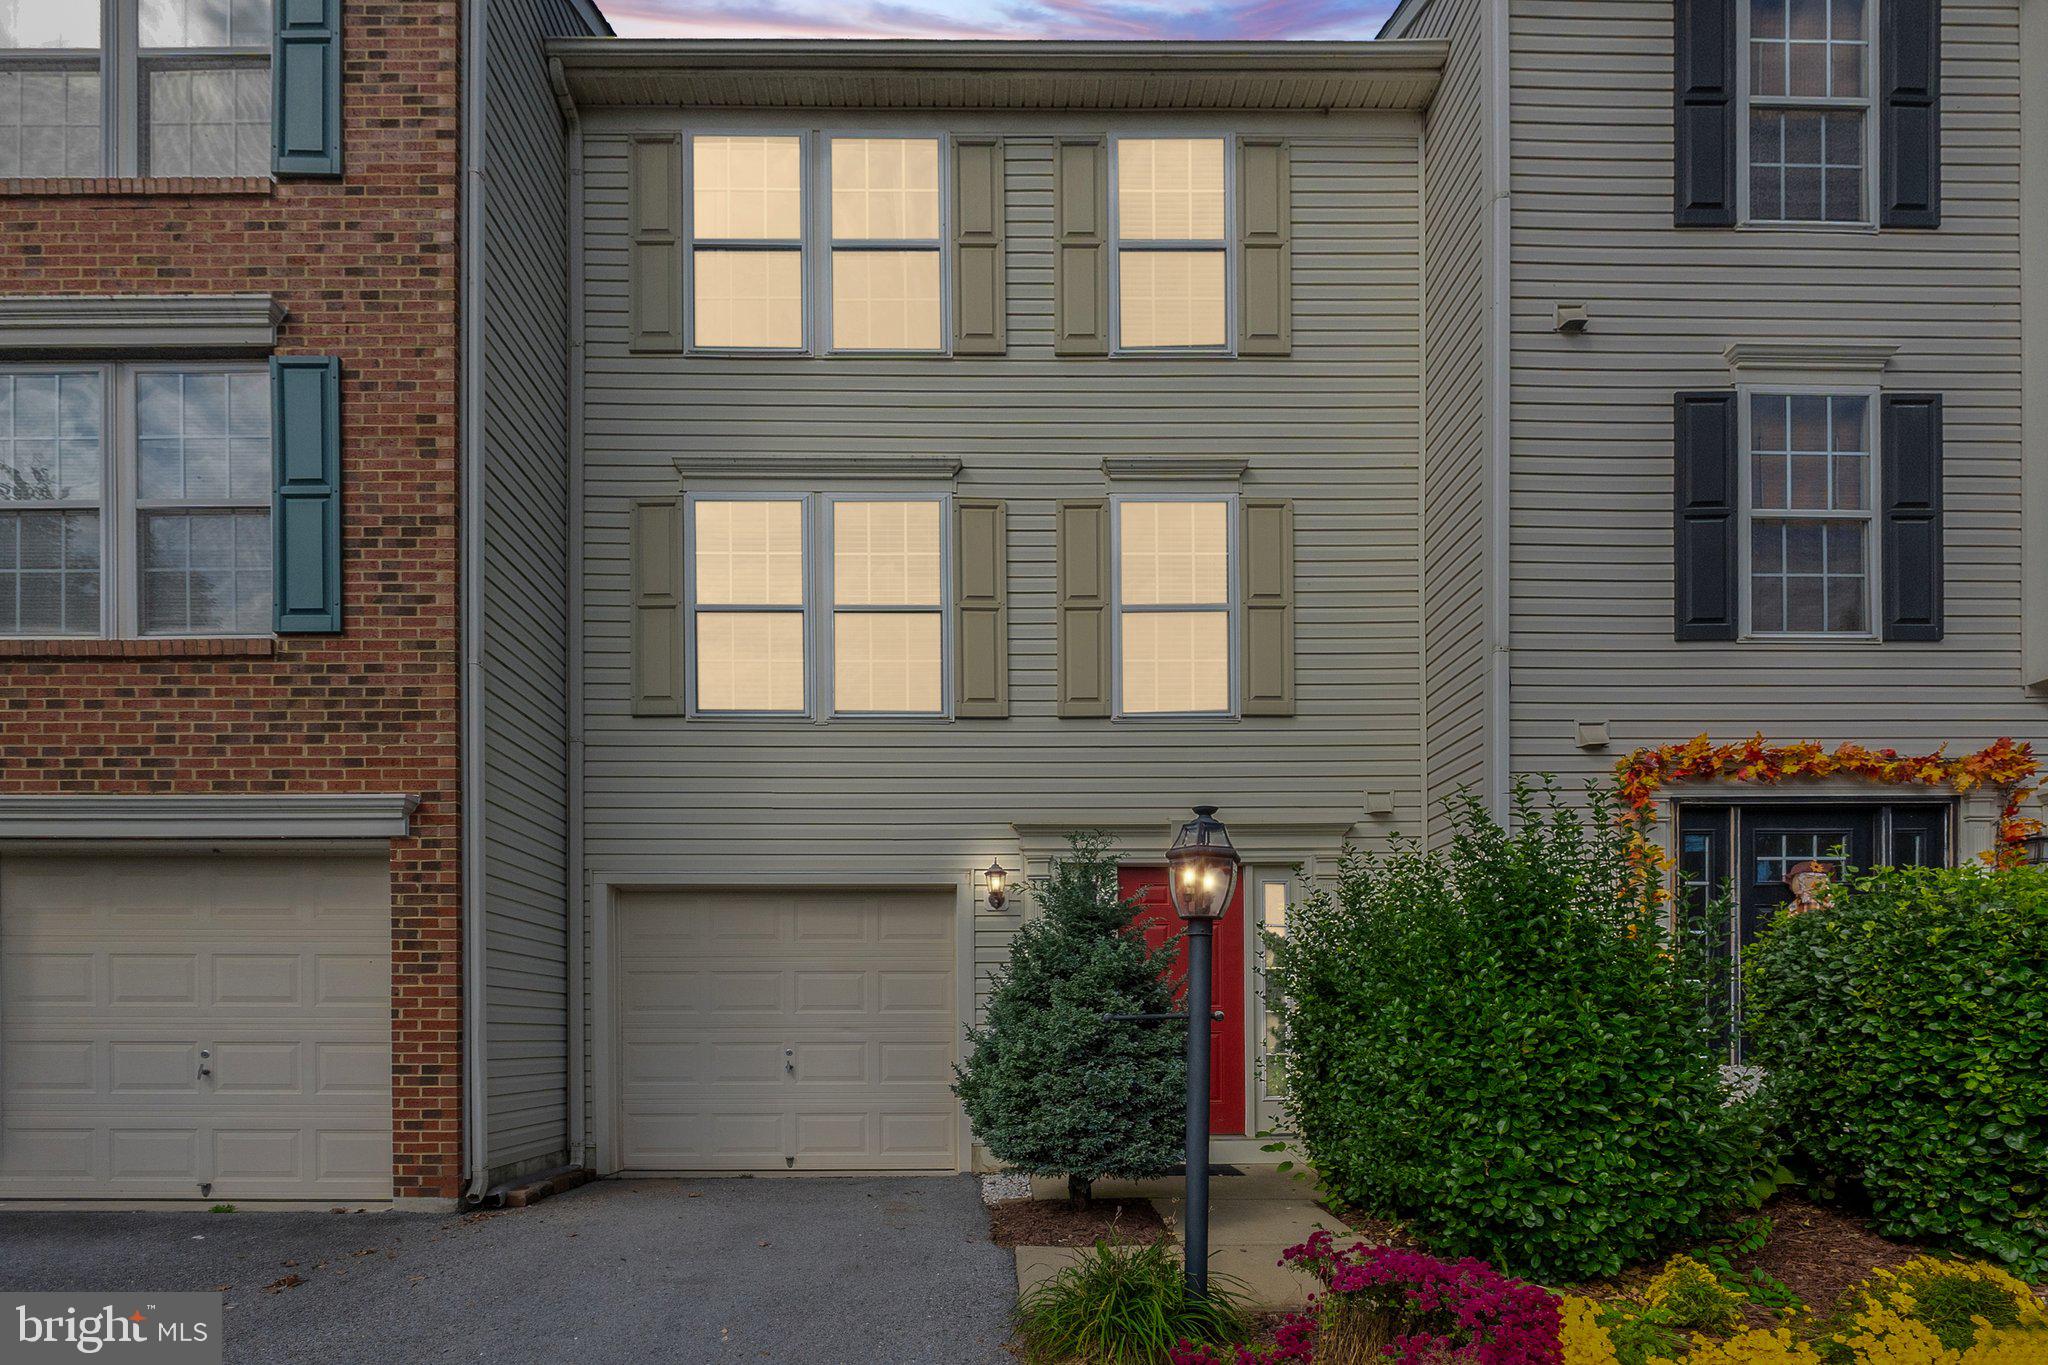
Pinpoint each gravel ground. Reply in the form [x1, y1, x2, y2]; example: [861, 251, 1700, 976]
[0, 1176, 1016, 1365]
[980, 1172, 1031, 1204]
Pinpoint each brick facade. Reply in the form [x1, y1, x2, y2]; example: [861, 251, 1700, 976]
[0, 1, 464, 1199]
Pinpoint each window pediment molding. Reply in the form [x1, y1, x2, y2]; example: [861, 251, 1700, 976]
[1722, 340, 1899, 375]
[0, 294, 285, 356]
[671, 454, 961, 481]
[0, 793, 418, 841]
[1101, 455, 1249, 483]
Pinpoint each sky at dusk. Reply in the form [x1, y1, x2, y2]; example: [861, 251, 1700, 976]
[601, 0, 1400, 42]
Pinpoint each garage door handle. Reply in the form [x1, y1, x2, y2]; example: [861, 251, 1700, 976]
[785, 1048, 795, 1075]
[197, 1049, 212, 1080]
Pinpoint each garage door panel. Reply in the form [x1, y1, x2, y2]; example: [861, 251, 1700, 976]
[615, 888, 958, 1173]
[0, 853, 392, 1201]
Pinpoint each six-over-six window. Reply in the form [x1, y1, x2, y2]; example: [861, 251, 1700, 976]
[0, 363, 273, 638]
[1742, 390, 1875, 636]
[1116, 498, 1235, 716]
[1742, 0, 1873, 224]
[686, 494, 948, 717]
[0, 0, 274, 179]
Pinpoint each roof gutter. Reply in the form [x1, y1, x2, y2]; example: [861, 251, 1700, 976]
[546, 36, 1446, 74]
[459, 0, 490, 1204]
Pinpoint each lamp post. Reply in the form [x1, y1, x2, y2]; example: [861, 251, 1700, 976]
[1164, 805, 1241, 1300]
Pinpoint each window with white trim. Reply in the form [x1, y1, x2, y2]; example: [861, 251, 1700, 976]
[1113, 138, 1230, 351]
[0, 0, 273, 180]
[686, 493, 949, 717]
[1743, 390, 1874, 635]
[1114, 497, 1233, 715]
[830, 498, 943, 714]
[1742, 0, 1872, 224]
[828, 137, 942, 353]
[0, 362, 271, 637]
[690, 135, 805, 351]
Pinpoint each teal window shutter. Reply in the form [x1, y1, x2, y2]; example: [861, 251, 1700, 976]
[272, 357, 343, 633]
[274, 0, 342, 176]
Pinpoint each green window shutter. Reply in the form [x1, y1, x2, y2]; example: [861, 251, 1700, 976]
[271, 356, 342, 634]
[952, 137, 1006, 356]
[954, 499, 1008, 716]
[273, 0, 342, 176]
[1056, 499, 1111, 717]
[1053, 138, 1109, 357]
[631, 497, 685, 715]
[1238, 139, 1292, 356]
[1242, 498, 1295, 715]
[628, 136, 685, 354]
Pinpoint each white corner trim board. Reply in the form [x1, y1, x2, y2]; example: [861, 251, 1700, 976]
[0, 793, 419, 841]
[0, 294, 287, 355]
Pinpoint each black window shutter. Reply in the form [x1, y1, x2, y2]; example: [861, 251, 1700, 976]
[1674, 391, 1739, 640]
[1674, 0, 1736, 226]
[1881, 394, 1944, 641]
[1880, 0, 1941, 228]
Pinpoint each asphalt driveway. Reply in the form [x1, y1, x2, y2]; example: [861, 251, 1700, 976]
[0, 1176, 1017, 1364]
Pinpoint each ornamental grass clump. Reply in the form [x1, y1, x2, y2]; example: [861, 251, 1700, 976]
[1744, 865, 2048, 1276]
[1016, 1240, 1252, 1365]
[1269, 781, 1764, 1280]
[1281, 1230, 1564, 1365]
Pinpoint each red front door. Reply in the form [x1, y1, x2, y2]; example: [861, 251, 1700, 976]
[1120, 865, 1246, 1137]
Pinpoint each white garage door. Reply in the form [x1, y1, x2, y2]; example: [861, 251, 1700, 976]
[0, 852, 392, 1201]
[615, 888, 958, 1173]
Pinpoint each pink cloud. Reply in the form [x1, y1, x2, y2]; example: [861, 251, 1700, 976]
[600, 0, 1396, 41]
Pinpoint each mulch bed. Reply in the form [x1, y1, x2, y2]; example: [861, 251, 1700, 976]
[986, 1195, 1171, 1248]
[1736, 1195, 1925, 1312]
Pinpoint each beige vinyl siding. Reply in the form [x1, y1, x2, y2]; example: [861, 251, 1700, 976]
[1404, 0, 1500, 842]
[1504, 0, 2047, 785]
[576, 113, 1425, 1035]
[478, 0, 603, 1181]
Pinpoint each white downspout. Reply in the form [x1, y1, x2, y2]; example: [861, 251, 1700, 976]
[459, 0, 491, 1203]
[552, 57, 589, 1168]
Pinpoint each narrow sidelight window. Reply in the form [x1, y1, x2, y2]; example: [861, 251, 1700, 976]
[830, 499, 943, 714]
[690, 135, 805, 350]
[690, 498, 806, 712]
[829, 137, 942, 352]
[1744, 391, 1874, 635]
[1115, 498, 1233, 715]
[1743, 0, 1872, 223]
[1113, 138, 1229, 351]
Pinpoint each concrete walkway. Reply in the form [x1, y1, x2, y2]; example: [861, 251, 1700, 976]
[0, 1176, 1016, 1365]
[1016, 1166, 1345, 1308]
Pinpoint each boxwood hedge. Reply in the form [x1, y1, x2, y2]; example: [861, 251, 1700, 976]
[1745, 864, 2048, 1275]
[1269, 782, 1763, 1281]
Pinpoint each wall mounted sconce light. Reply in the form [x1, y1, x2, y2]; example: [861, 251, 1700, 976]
[983, 860, 1011, 911]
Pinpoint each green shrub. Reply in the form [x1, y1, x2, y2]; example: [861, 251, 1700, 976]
[955, 834, 1187, 1206]
[1016, 1241, 1251, 1365]
[1268, 781, 1764, 1280]
[1745, 864, 2048, 1277]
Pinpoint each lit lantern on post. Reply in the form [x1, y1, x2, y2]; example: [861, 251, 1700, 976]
[1163, 805, 1239, 1298]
